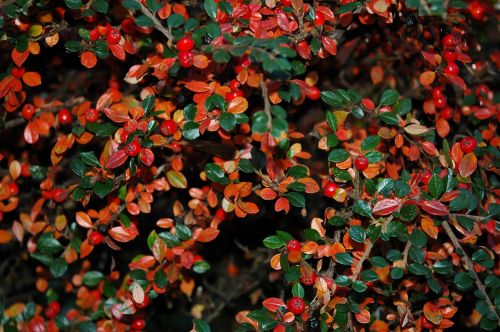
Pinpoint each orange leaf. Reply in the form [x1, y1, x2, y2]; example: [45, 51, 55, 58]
[0, 229, 13, 244]
[355, 308, 371, 324]
[257, 188, 278, 200]
[196, 228, 220, 243]
[370, 65, 384, 84]
[423, 302, 442, 325]
[109, 44, 126, 61]
[81, 51, 97, 69]
[184, 80, 211, 93]
[321, 36, 337, 56]
[22, 72, 41, 87]
[227, 97, 248, 114]
[275, 197, 290, 213]
[421, 216, 439, 239]
[104, 107, 129, 123]
[11, 49, 29, 67]
[76, 212, 93, 228]
[109, 225, 139, 242]
[419, 71, 436, 86]
[459, 153, 477, 178]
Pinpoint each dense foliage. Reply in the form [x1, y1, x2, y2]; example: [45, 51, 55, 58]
[0, 0, 499, 331]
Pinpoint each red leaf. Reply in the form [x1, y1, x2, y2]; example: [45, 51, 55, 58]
[373, 199, 399, 216]
[421, 51, 438, 67]
[459, 153, 477, 178]
[76, 211, 93, 228]
[444, 73, 466, 90]
[104, 107, 130, 123]
[419, 200, 449, 216]
[109, 44, 126, 61]
[262, 298, 286, 312]
[24, 122, 39, 144]
[11, 49, 29, 67]
[140, 148, 155, 166]
[81, 51, 97, 69]
[196, 228, 220, 243]
[321, 36, 337, 56]
[109, 224, 139, 242]
[275, 197, 290, 213]
[106, 150, 128, 169]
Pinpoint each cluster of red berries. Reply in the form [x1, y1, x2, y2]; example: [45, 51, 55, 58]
[11, 66, 25, 78]
[88, 23, 121, 45]
[432, 86, 448, 110]
[441, 34, 460, 77]
[286, 239, 302, 264]
[234, 54, 252, 74]
[226, 80, 244, 101]
[119, 121, 142, 157]
[177, 36, 194, 68]
[41, 188, 66, 203]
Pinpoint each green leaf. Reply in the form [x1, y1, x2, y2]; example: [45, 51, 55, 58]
[353, 200, 372, 218]
[361, 136, 380, 151]
[352, 280, 367, 292]
[135, 15, 154, 27]
[175, 224, 192, 241]
[335, 252, 353, 265]
[167, 14, 184, 28]
[91, 0, 108, 13]
[122, 0, 141, 9]
[80, 151, 101, 167]
[65, 0, 83, 9]
[50, 257, 67, 277]
[142, 95, 155, 114]
[193, 319, 211, 332]
[326, 112, 337, 131]
[454, 271, 473, 290]
[205, 163, 227, 184]
[428, 175, 444, 198]
[286, 192, 305, 208]
[337, 1, 361, 14]
[182, 121, 200, 140]
[70, 158, 87, 177]
[219, 112, 236, 131]
[193, 261, 211, 274]
[349, 226, 366, 243]
[83, 271, 104, 287]
[93, 179, 113, 198]
[335, 275, 351, 286]
[328, 149, 350, 163]
[204, 0, 217, 20]
[321, 91, 343, 107]
[263, 235, 285, 249]
[433, 260, 452, 274]
[37, 233, 63, 254]
[378, 112, 399, 125]
[409, 230, 427, 248]
[292, 283, 304, 298]
[65, 40, 83, 52]
[379, 89, 399, 106]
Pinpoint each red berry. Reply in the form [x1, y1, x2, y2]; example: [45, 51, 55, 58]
[176, 36, 194, 52]
[120, 130, 130, 143]
[228, 79, 241, 90]
[354, 155, 369, 171]
[306, 86, 321, 100]
[131, 319, 146, 330]
[433, 97, 447, 109]
[460, 136, 477, 153]
[440, 107, 453, 120]
[282, 0, 291, 6]
[475, 84, 489, 97]
[52, 188, 66, 203]
[21, 163, 31, 177]
[421, 169, 432, 185]
[240, 55, 251, 68]
[89, 231, 104, 245]
[22, 104, 36, 120]
[160, 119, 177, 136]
[432, 86, 444, 100]
[225, 89, 244, 101]
[121, 17, 136, 34]
[44, 301, 60, 319]
[178, 51, 194, 68]
[85, 108, 99, 123]
[89, 29, 100, 42]
[314, 11, 325, 26]
[443, 62, 459, 76]
[107, 28, 121, 45]
[125, 140, 141, 157]
[468, 1, 485, 21]
[58, 108, 72, 125]
[441, 34, 455, 47]
[443, 49, 458, 63]
[215, 208, 226, 221]
[287, 297, 305, 315]
[323, 181, 338, 198]
[421, 316, 434, 329]
[11, 67, 25, 79]
[286, 239, 301, 252]
[300, 272, 317, 286]
[123, 120, 138, 133]
[8, 182, 19, 195]
[97, 22, 111, 35]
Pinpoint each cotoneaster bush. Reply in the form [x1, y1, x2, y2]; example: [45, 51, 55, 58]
[0, 0, 499, 331]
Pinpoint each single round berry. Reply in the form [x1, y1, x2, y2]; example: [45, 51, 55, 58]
[58, 108, 72, 125]
[434, 97, 447, 109]
[8, 182, 19, 196]
[160, 119, 177, 136]
[215, 208, 226, 221]
[89, 231, 104, 245]
[286, 239, 302, 252]
[468, 1, 485, 21]
[323, 181, 339, 198]
[120, 130, 130, 143]
[85, 108, 99, 123]
[121, 17, 136, 34]
[125, 140, 141, 157]
[240, 55, 251, 68]
[52, 188, 66, 203]
[22, 104, 36, 120]
[89, 29, 100, 42]
[176, 36, 194, 52]
[228, 79, 241, 90]
[225, 89, 244, 101]
[282, 0, 291, 6]
[287, 297, 305, 315]
[44, 301, 60, 319]
[440, 106, 453, 120]
[314, 11, 325, 26]
[443, 49, 457, 63]
[131, 319, 146, 330]
[460, 136, 477, 153]
[306, 86, 321, 100]
[134, 295, 150, 309]
[432, 86, 444, 100]
[354, 155, 369, 171]
[300, 272, 317, 286]
[11, 67, 25, 79]
[421, 316, 434, 329]
[441, 34, 455, 47]
[107, 27, 121, 45]
[443, 62, 459, 76]
[178, 51, 194, 68]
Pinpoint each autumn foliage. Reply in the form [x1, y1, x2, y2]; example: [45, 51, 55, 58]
[0, 0, 499, 331]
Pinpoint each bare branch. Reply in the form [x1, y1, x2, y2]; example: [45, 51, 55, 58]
[134, 0, 173, 42]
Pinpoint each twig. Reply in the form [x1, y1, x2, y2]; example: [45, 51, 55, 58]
[134, 0, 173, 42]
[402, 240, 411, 271]
[259, 79, 272, 131]
[441, 219, 500, 324]
[351, 240, 374, 282]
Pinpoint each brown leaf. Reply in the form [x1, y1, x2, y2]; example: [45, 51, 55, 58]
[459, 153, 477, 178]
[22, 72, 41, 87]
